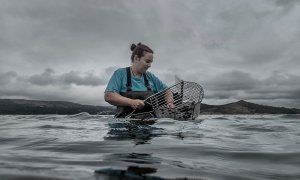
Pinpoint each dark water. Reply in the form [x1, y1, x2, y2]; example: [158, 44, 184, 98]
[0, 114, 299, 180]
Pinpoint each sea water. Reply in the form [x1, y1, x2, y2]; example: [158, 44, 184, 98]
[0, 114, 299, 180]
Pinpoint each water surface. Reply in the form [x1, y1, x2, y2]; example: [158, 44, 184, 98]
[0, 114, 299, 179]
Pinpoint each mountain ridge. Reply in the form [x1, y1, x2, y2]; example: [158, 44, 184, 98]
[0, 99, 114, 115]
[200, 100, 300, 114]
[0, 99, 299, 115]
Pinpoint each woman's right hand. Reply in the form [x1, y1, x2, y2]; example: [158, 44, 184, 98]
[129, 99, 145, 110]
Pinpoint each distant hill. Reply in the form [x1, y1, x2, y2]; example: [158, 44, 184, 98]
[200, 100, 300, 114]
[0, 99, 299, 115]
[0, 99, 115, 115]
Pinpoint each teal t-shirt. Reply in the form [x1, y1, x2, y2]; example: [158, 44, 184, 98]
[105, 68, 167, 93]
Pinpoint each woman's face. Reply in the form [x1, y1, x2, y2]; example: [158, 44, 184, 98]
[135, 52, 153, 73]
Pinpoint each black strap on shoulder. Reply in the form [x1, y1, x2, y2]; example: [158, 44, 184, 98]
[143, 73, 152, 91]
[126, 67, 152, 91]
[126, 67, 132, 91]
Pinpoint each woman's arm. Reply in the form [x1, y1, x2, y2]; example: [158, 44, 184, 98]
[104, 92, 145, 110]
[164, 90, 175, 108]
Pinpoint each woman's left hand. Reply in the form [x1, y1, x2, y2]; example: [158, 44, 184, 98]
[166, 102, 175, 109]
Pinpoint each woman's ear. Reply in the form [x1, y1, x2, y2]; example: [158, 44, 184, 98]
[133, 55, 139, 62]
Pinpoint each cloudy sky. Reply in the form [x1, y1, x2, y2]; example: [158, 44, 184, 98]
[1, 0, 300, 108]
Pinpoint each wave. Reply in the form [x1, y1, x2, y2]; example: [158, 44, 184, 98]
[37, 125, 84, 130]
[1, 114, 300, 180]
[279, 114, 300, 120]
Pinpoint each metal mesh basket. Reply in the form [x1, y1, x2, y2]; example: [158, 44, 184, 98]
[129, 81, 204, 120]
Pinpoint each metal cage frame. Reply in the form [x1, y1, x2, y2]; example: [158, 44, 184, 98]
[128, 81, 204, 120]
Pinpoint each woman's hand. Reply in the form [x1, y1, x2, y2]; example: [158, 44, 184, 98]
[166, 102, 175, 109]
[129, 99, 145, 110]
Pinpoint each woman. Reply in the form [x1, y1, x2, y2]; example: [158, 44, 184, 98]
[104, 42, 174, 118]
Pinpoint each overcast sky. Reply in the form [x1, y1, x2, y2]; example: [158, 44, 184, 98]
[1, 0, 300, 108]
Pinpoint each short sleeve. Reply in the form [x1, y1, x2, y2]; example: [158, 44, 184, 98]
[147, 72, 167, 92]
[105, 69, 123, 93]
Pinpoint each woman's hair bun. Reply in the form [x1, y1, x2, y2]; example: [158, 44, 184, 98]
[130, 43, 137, 51]
[129, 42, 153, 62]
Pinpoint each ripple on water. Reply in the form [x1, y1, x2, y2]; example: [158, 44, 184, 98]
[37, 125, 85, 130]
[1, 115, 300, 180]
[233, 124, 290, 132]
[212, 117, 229, 120]
[279, 114, 300, 120]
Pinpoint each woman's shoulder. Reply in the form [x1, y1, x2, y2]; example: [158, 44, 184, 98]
[113, 67, 127, 75]
[145, 71, 167, 90]
[145, 71, 158, 79]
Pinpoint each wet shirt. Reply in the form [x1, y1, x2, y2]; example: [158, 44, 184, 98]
[105, 68, 167, 93]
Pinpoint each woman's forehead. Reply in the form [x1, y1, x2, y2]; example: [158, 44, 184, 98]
[143, 52, 153, 59]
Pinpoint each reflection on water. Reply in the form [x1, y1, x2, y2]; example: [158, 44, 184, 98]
[0, 114, 300, 180]
[95, 153, 162, 179]
[106, 119, 164, 145]
[101, 119, 166, 179]
[95, 166, 159, 179]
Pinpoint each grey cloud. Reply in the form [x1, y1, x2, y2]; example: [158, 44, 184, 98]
[0, 71, 17, 84]
[264, 71, 300, 87]
[1, 0, 300, 108]
[204, 90, 237, 100]
[274, 0, 299, 13]
[275, 0, 299, 6]
[0, 83, 82, 105]
[0, 68, 106, 105]
[200, 1, 300, 67]
[212, 71, 300, 102]
[246, 72, 300, 100]
[60, 71, 105, 86]
[104, 66, 120, 76]
[0, 0, 141, 71]
[158, 68, 300, 107]
[183, 69, 300, 108]
[207, 71, 260, 91]
[28, 68, 56, 86]
[28, 68, 105, 86]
